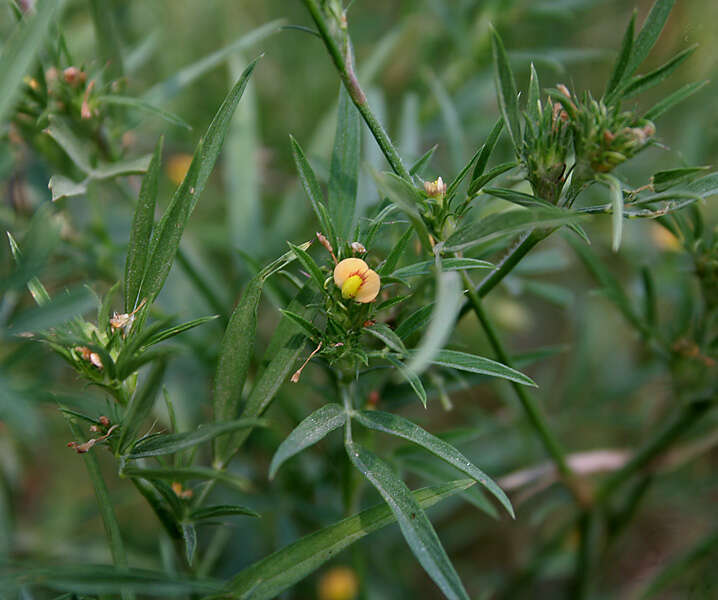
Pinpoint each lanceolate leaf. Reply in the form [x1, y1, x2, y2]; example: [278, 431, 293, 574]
[364, 323, 407, 355]
[118, 361, 166, 452]
[346, 442, 470, 600]
[0, 0, 63, 124]
[142, 315, 219, 347]
[426, 349, 537, 387]
[385, 355, 427, 408]
[623, 0, 676, 82]
[378, 227, 414, 276]
[97, 95, 192, 130]
[269, 404, 346, 479]
[213, 276, 262, 462]
[643, 80, 707, 121]
[328, 85, 360, 241]
[604, 10, 635, 100]
[490, 28, 521, 151]
[225, 480, 475, 599]
[353, 410, 514, 517]
[290, 135, 336, 245]
[138, 57, 260, 304]
[393, 258, 493, 281]
[190, 504, 260, 521]
[125, 137, 163, 312]
[445, 208, 584, 253]
[128, 419, 266, 459]
[469, 118, 504, 189]
[620, 45, 696, 100]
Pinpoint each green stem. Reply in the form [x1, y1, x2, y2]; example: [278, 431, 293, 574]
[64, 414, 134, 600]
[461, 271, 572, 477]
[302, 0, 411, 181]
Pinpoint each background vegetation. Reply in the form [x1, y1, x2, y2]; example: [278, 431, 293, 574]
[1, 0, 716, 598]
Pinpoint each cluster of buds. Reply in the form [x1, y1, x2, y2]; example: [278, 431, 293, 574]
[564, 89, 655, 175]
[67, 417, 117, 453]
[521, 85, 573, 204]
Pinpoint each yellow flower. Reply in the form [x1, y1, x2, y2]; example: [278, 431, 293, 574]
[166, 153, 194, 186]
[318, 566, 359, 600]
[333, 258, 380, 303]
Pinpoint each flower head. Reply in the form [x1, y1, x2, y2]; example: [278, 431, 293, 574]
[333, 258, 380, 303]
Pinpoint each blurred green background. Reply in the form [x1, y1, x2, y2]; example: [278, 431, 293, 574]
[1, 1, 717, 598]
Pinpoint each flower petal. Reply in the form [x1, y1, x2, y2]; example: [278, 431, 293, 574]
[333, 258, 368, 286]
[354, 269, 381, 303]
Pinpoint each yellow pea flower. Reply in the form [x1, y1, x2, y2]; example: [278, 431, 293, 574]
[333, 258, 380, 303]
[318, 566, 359, 600]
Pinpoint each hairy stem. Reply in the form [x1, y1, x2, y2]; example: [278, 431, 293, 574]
[301, 0, 411, 181]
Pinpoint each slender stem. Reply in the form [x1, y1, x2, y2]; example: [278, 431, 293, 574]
[64, 415, 134, 600]
[462, 271, 572, 477]
[302, 0, 411, 181]
[571, 511, 598, 600]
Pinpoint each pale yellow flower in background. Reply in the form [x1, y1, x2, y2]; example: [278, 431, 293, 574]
[333, 257, 380, 303]
[318, 566, 359, 600]
[166, 153, 193, 185]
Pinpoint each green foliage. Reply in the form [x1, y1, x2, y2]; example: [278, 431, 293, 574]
[1, 0, 716, 598]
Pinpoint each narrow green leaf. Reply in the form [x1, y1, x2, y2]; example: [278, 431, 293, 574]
[224, 286, 316, 459]
[445, 208, 584, 253]
[604, 11, 635, 99]
[378, 227, 413, 276]
[97, 95, 191, 130]
[278, 309, 322, 341]
[143, 315, 219, 347]
[527, 63, 541, 123]
[125, 137, 163, 312]
[88, 0, 124, 80]
[328, 85, 360, 241]
[643, 80, 708, 121]
[269, 404, 346, 479]
[190, 505, 260, 521]
[446, 145, 483, 199]
[346, 442, 470, 600]
[652, 166, 710, 192]
[392, 258, 493, 281]
[624, 0, 676, 81]
[181, 523, 197, 566]
[372, 171, 432, 252]
[118, 361, 167, 452]
[490, 28, 521, 151]
[139, 57, 259, 304]
[288, 242, 326, 290]
[128, 419, 267, 458]
[620, 45, 696, 100]
[385, 355, 427, 408]
[485, 187, 551, 208]
[395, 304, 434, 340]
[0, 565, 222, 596]
[225, 479, 474, 599]
[289, 134, 335, 244]
[0, 0, 63, 124]
[469, 118, 504, 188]
[213, 276, 262, 460]
[364, 323, 407, 355]
[426, 349, 537, 387]
[354, 410, 514, 517]
[410, 144, 438, 176]
[467, 162, 517, 196]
